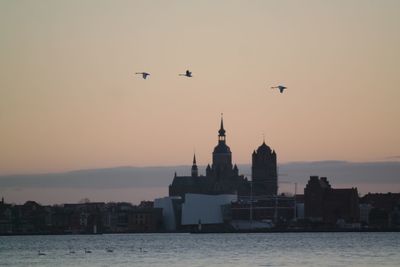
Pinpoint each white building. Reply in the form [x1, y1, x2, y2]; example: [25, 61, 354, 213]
[154, 196, 181, 231]
[181, 193, 237, 225]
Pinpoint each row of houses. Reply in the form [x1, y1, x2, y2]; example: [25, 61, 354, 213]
[1, 176, 399, 234]
[159, 176, 400, 231]
[303, 176, 400, 229]
[0, 199, 162, 235]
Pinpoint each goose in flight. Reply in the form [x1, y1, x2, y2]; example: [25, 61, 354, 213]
[135, 72, 150, 79]
[271, 85, 287, 93]
[179, 70, 192, 77]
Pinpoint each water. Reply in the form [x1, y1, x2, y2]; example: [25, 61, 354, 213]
[0, 233, 399, 267]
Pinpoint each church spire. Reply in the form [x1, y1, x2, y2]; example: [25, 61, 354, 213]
[218, 113, 226, 142]
[191, 153, 198, 177]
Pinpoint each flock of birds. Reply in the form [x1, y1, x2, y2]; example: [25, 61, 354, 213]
[135, 70, 287, 93]
[37, 247, 150, 256]
[37, 248, 111, 256]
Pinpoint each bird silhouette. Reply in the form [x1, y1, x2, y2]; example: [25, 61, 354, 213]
[271, 85, 287, 93]
[38, 250, 46, 256]
[179, 70, 192, 77]
[135, 72, 150, 79]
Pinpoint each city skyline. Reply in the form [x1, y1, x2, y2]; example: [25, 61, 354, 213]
[1, 1, 400, 177]
[1, 3, 400, 266]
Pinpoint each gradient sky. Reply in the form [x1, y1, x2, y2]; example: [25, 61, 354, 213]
[1, 0, 400, 176]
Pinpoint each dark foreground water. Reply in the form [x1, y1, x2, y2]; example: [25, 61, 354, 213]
[0, 232, 399, 267]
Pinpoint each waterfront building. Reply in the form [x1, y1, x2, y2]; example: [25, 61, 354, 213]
[103, 202, 163, 233]
[181, 193, 237, 226]
[154, 196, 183, 231]
[252, 141, 278, 196]
[230, 195, 295, 223]
[126, 207, 162, 232]
[169, 117, 278, 199]
[304, 176, 359, 224]
[360, 193, 400, 228]
[0, 198, 13, 234]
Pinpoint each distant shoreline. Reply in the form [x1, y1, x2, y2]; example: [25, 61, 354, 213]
[191, 228, 400, 234]
[1, 228, 400, 236]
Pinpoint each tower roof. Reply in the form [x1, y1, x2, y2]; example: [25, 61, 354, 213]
[214, 114, 230, 153]
[218, 115, 225, 136]
[213, 142, 231, 153]
[193, 153, 197, 165]
[256, 141, 272, 154]
[191, 153, 198, 177]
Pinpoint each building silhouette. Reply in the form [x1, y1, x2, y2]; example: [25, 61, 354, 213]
[169, 117, 278, 199]
[304, 176, 359, 224]
[360, 193, 400, 227]
[252, 140, 278, 196]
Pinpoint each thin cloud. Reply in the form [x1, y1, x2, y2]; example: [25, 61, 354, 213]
[384, 155, 400, 160]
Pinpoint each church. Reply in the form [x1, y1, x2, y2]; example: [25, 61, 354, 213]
[169, 117, 278, 199]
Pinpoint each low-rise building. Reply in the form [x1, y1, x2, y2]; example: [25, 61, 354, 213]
[304, 176, 359, 225]
[360, 193, 400, 228]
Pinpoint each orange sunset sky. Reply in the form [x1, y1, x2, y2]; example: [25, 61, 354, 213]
[1, 0, 400, 176]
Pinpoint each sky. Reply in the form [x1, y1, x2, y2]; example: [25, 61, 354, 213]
[1, 162, 400, 205]
[1, 0, 400, 177]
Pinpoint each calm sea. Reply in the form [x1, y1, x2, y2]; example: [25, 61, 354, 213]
[0, 233, 399, 267]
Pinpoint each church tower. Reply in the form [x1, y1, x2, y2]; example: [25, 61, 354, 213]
[251, 140, 278, 195]
[169, 115, 250, 199]
[191, 154, 198, 177]
[211, 116, 233, 179]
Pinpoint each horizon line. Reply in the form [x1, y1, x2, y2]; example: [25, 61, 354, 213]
[2, 159, 400, 177]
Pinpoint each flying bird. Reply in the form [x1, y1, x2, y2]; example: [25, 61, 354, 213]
[271, 85, 287, 93]
[179, 70, 192, 77]
[135, 72, 150, 79]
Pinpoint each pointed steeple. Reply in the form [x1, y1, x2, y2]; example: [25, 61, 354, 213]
[191, 153, 198, 177]
[206, 164, 211, 176]
[212, 114, 233, 177]
[218, 113, 226, 142]
[233, 164, 239, 175]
